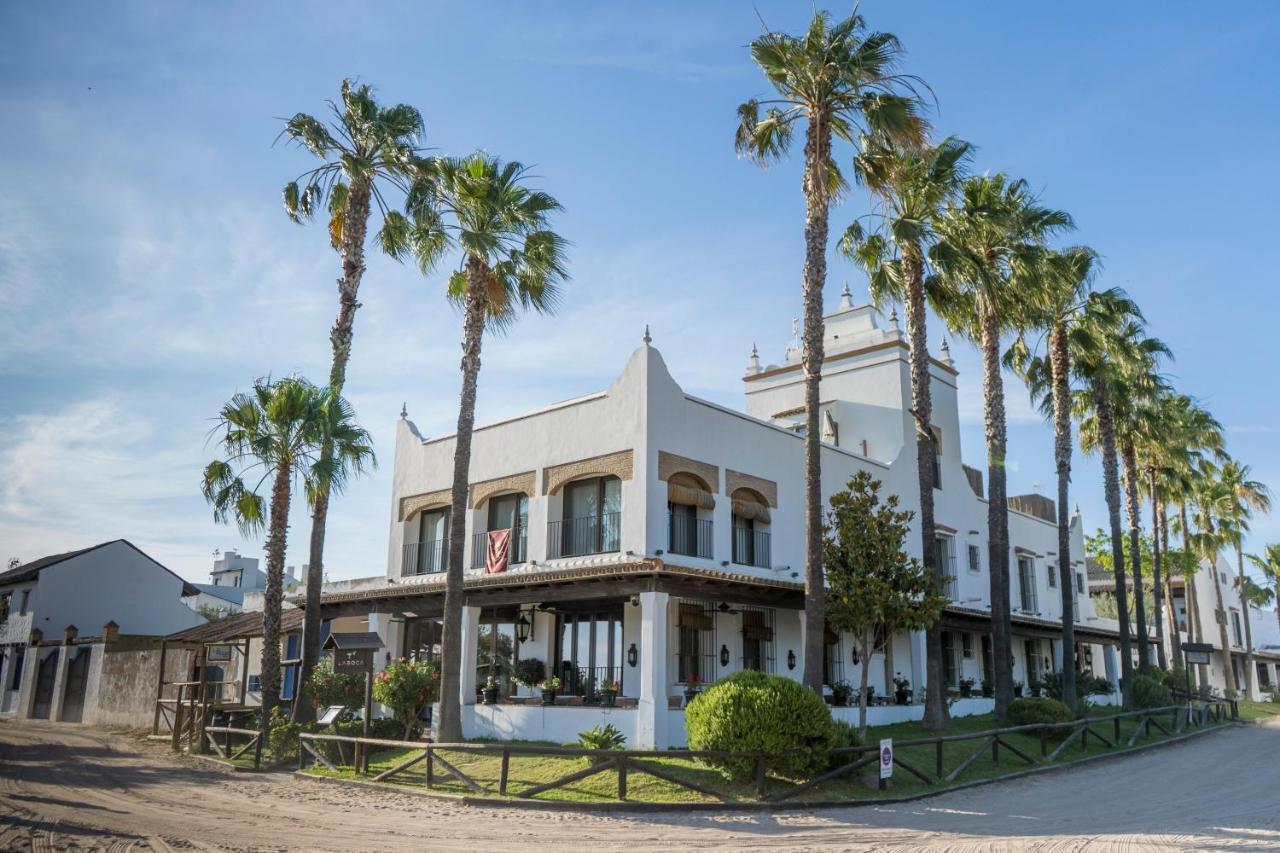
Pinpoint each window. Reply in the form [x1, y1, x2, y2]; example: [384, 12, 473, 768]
[10, 646, 24, 690]
[967, 544, 981, 574]
[1076, 572, 1085, 594]
[1231, 610, 1244, 647]
[961, 633, 973, 659]
[740, 608, 775, 673]
[981, 634, 994, 685]
[553, 476, 622, 558]
[731, 489, 771, 568]
[1024, 639, 1043, 685]
[942, 631, 959, 687]
[935, 536, 957, 599]
[822, 625, 844, 686]
[0, 593, 9, 624]
[474, 493, 529, 568]
[1017, 556, 1038, 613]
[18, 589, 29, 614]
[668, 502, 712, 558]
[409, 507, 449, 574]
[1047, 564, 1057, 588]
[677, 602, 714, 684]
[479, 611, 521, 699]
[403, 618, 442, 662]
[281, 634, 300, 701]
[929, 427, 943, 489]
[247, 674, 261, 693]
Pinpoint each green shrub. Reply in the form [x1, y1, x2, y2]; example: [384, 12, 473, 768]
[684, 671, 833, 782]
[309, 661, 365, 712]
[576, 723, 626, 764]
[828, 719, 861, 769]
[1129, 674, 1173, 710]
[372, 658, 439, 739]
[512, 657, 546, 687]
[1007, 697, 1074, 736]
[266, 707, 319, 760]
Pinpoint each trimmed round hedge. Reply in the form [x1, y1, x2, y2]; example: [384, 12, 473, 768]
[684, 670, 833, 782]
[1008, 697, 1074, 735]
[1129, 673, 1173, 710]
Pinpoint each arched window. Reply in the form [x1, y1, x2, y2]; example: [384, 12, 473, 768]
[667, 473, 713, 559]
[552, 475, 621, 557]
[730, 488, 771, 568]
[405, 506, 449, 575]
[472, 493, 529, 569]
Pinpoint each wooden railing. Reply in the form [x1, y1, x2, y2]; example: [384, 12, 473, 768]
[298, 700, 1233, 803]
[203, 726, 263, 768]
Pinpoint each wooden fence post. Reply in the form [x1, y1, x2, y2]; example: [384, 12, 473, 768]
[754, 752, 766, 800]
[617, 755, 628, 801]
[936, 740, 945, 779]
[499, 748, 511, 795]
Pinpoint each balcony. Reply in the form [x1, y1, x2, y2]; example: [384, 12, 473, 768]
[470, 528, 528, 570]
[732, 528, 772, 568]
[401, 539, 447, 576]
[547, 512, 621, 559]
[668, 513, 713, 559]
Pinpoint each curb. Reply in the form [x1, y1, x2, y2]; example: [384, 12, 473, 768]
[290, 720, 1236, 813]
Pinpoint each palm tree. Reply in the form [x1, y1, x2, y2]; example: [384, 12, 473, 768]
[1075, 306, 1166, 701]
[1219, 460, 1271, 699]
[1189, 466, 1239, 697]
[1247, 544, 1280, 636]
[414, 153, 567, 743]
[1006, 248, 1105, 713]
[202, 377, 373, 740]
[841, 134, 970, 728]
[736, 9, 927, 693]
[280, 80, 435, 720]
[931, 174, 1073, 720]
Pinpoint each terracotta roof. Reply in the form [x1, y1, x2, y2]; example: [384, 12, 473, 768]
[0, 540, 200, 596]
[313, 559, 804, 607]
[942, 604, 1151, 643]
[165, 608, 303, 643]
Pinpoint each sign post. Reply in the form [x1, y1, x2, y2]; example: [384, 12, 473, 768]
[879, 738, 893, 790]
[1181, 642, 1213, 723]
[322, 632, 385, 774]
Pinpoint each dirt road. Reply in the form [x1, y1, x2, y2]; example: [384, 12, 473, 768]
[1, 717, 1278, 852]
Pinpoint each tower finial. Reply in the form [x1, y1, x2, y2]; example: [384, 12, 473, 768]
[838, 281, 854, 310]
[400, 402, 407, 419]
[746, 342, 761, 375]
[940, 337, 955, 367]
[643, 324, 651, 345]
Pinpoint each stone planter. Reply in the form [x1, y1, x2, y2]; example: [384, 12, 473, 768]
[482, 687, 499, 705]
[599, 691, 617, 708]
[540, 689, 556, 706]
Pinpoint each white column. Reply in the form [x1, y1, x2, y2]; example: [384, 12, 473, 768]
[0, 648, 13, 707]
[17, 647, 42, 718]
[909, 629, 926, 700]
[1050, 638, 1062, 673]
[637, 591, 669, 749]
[1103, 643, 1119, 691]
[49, 646, 71, 721]
[459, 605, 481, 706]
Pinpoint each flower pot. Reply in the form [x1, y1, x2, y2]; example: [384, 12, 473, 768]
[895, 690, 910, 706]
[683, 688, 698, 706]
[600, 691, 617, 708]
[959, 685, 972, 698]
[540, 689, 556, 706]
[483, 687, 499, 705]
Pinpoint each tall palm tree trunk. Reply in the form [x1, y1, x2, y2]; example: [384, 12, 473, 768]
[1181, 504, 1207, 686]
[260, 458, 293, 740]
[438, 255, 489, 742]
[1150, 475, 1167, 670]
[980, 310, 1014, 720]
[903, 246, 948, 730]
[1121, 445, 1149, 670]
[799, 118, 831, 692]
[1235, 543, 1255, 699]
[1095, 385, 1132, 698]
[295, 179, 372, 723]
[1160, 502, 1181, 669]
[1204, 518, 1238, 697]
[1049, 322, 1076, 711]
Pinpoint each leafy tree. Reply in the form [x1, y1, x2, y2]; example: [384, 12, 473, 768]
[823, 471, 947, 738]
[409, 153, 568, 742]
[194, 604, 229, 622]
[932, 174, 1073, 719]
[373, 658, 439, 740]
[841, 135, 969, 728]
[1218, 460, 1271, 698]
[1247, 545, 1280, 636]
[280, 80, 439, 722]
[201, 377, 373, 741]
[735, 8, 927, 695]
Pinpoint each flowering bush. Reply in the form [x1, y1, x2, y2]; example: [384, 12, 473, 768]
[372, 658, 439, 738]
[309, 660, 365, 712]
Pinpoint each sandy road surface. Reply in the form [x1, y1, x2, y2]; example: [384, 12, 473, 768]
[1, 717, 1278, 852]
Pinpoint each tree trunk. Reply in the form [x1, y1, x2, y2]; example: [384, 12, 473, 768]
[437, 254, 490, 742]
[1048, 322, 1076, 712]
[857, 635, 872, 739]
[903, 246, 948, 730]
[1121, 443, 1149, 671]
[799, 115, 831, 692]
[1094, 384, 1132, 700]
[294, 178, 373, 723]
[1236, 543, 1255, 699]
[980, 310, 1013, 721]
[1204, 518, 1238, 697]
[259, 458, 293, 742]
[1160, 502, 1182, 668]
[1181, 504, 1207, 686]
[1150, 473, 1167, 670]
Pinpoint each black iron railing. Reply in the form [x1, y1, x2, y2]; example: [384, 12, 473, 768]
[732, 529, 771, 568]
[402, 539, 447, 575]
[547, 512, 621, 558]
[470, 528, 528, 570]
[668, 514, 713, 559]
[556, 664, 624, 701]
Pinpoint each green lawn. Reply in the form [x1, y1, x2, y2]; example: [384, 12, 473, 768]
[1236, 699, 1280, 722]
[300, 704, 1227, 805]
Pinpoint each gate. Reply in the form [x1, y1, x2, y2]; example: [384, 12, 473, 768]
[31, 650, 59, 719]
[61, 647, 92, 722]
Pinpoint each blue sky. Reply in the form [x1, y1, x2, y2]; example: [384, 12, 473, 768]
[2, 1, 1278, 586]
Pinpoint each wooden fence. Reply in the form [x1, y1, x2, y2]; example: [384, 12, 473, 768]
[297, 699, 1234, 804]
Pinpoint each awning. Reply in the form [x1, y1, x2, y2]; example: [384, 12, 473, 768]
[731, 498, 771, 524]
[679, 603, 715, 631]
[669, 482, 715, 510]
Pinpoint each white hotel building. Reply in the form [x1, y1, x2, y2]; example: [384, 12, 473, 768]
[318, 293, 1132, 747]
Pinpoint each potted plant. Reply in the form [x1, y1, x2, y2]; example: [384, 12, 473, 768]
[892, 673, 911, 705]
[1012, 679, 1024, 698]
[958, 676, 975, 698]
[830, 680, 852, 707]
[537, 676, 560, 706]
[482, 675, 500, 705]
[683, 673, 702, 705]
[512, 658, 545, 697]
[863, 684, 876, 704]
[599, 678, 619, 707]
[980, 678, 994, 698]
[1027, 678, 1042, 698]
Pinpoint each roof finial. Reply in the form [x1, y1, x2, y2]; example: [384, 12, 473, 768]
[838, 281, 854, 310]
[400, 402, 407, 419]
[643, 324, 651, 345]
[746, 342, 762, 375]
[940, 337, 955, 367]
[887, 306, 901, 337]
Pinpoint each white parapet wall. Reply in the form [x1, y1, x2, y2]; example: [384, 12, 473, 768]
[462, 703, 639, 745]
